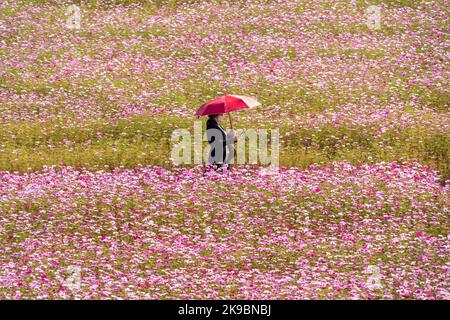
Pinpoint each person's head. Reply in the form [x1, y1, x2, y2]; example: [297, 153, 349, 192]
[208, 114, 225, 122]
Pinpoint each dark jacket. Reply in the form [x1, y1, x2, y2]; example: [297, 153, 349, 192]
[206, 119, 233, 164]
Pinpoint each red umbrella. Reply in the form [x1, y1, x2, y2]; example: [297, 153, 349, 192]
[195, 94, 261, 129]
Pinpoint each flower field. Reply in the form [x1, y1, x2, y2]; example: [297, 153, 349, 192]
[0, 162, 448, 299]
[0, 0, 449, 299]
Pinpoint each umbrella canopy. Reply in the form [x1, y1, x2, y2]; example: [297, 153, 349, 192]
[195, 94, 260, 116]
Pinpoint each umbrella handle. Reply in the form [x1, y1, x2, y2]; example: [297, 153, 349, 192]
[228, 113, 233, 130]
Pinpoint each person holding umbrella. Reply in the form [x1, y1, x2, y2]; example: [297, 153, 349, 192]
[195, 94, 261, 172]
[206, 113, 237, 172]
